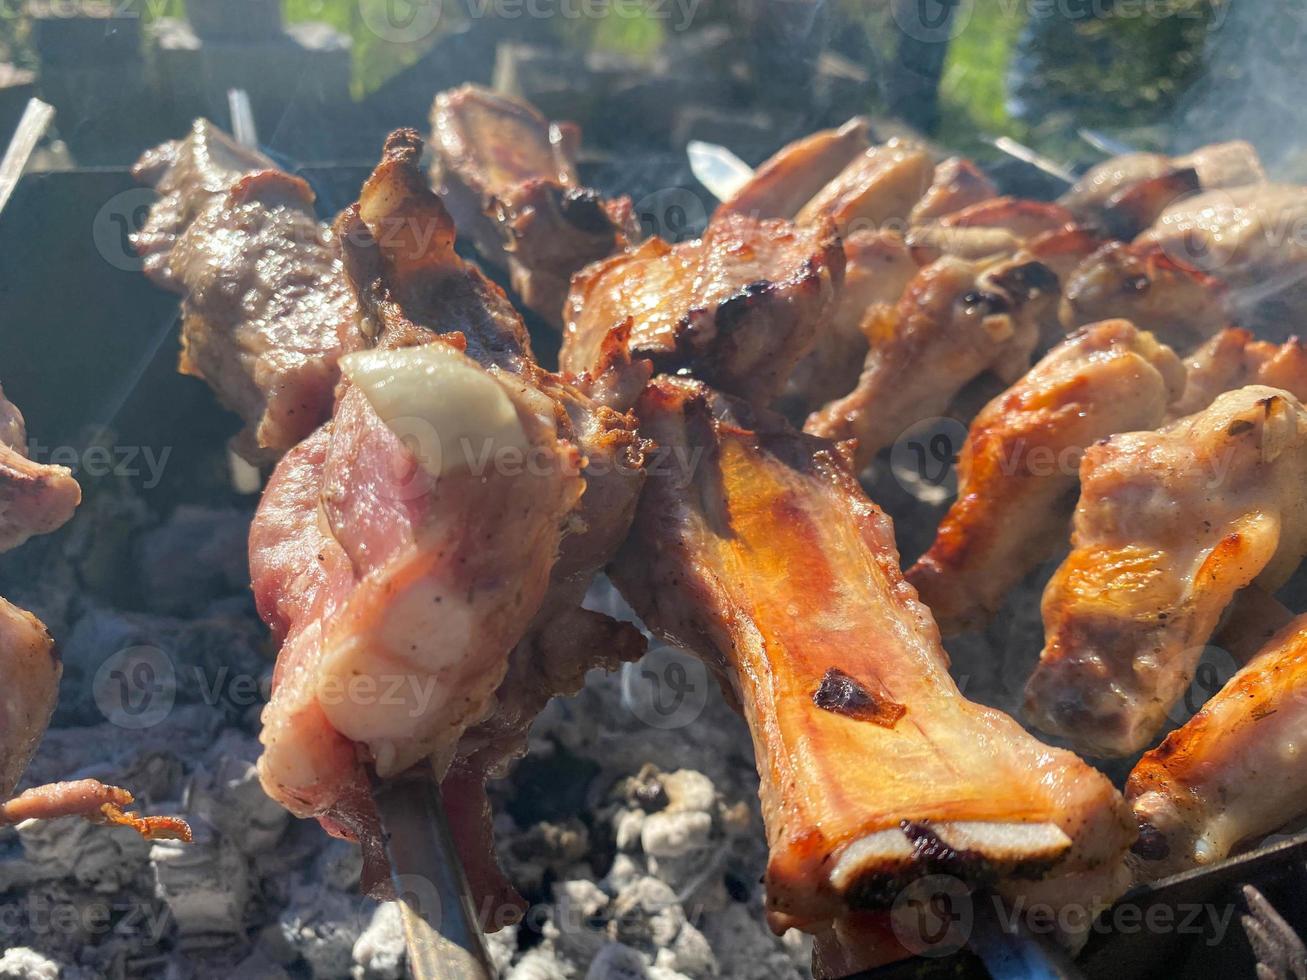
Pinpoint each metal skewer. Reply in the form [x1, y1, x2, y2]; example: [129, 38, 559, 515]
[373, 769, 497, 980]
[0, 98, 55, 217]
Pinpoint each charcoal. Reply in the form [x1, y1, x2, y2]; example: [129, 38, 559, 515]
[136, 506, 252, 616]
[350, 902, 406, 980]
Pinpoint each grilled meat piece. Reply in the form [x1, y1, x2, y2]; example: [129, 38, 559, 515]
[252, 131, 645, 915]
[1128, 613, 1307, 880]
[1060, 241, 1229, 351]
[782, 229, 918, 417]
[0, 778, 191, 840]
[0, 386, 80, 552]
[561, 211, 844, 410]
[1136, 183, 1307, 328]
[130, 118, 274, 287]
[0, 597, 59, 799]
[134, 124, 362, 460]
[805, 254, 1058, 471]
[1059, 141, 1264, 220]
[1170, 327, 1307, 419]
[612, 376, 1133, 934]
[908, 321, 1185, 636]
[907, 156, 998, 225]
[795, 138, 934, 236]
[430, 84, 639, 327]
[719, 117, 872, 220]
[1026, 385, 1307, 757]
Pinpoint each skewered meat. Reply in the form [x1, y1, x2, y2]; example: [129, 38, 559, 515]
[795, 138, 934, 236]
[1025, 385, 1307, 757]
[907, 156, 997, 225]
[611, 376, 1133, 935]
[130, 118, 274, 287]
[1128, 613, 1307, 880]
[0, 386, 80, 552]
[1060, 241, 1229, 351]
[561, 211, 843, 410]
[1059, 141, 1264, 220]
[252, 131, 645, 915]
[0, 597, 59, 799]
[1136, 183, 1307, 328]
[430, 84, 639, 327]
[718, 117, 871, 220]
[805, 254, 1058, 471]
[134, 124, 362, 460]
[1169, 327, 1307, 419]
[781, 229, 917, 416]
[907, 321, 1185, 636]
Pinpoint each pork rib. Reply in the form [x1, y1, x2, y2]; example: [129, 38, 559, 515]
[611, 376, 1132, 934]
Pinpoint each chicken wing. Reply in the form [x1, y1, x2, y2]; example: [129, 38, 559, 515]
[907, 321, 1185, 635]
[907, 156, 998, 225]
[795, 138, 934, 237]
[1128, 613, 1307, 880]
[1169, 327, 1307, 419]
[561, 211, 843, 410]
[805, 254, 1058, 471]
[611, 376, 1133, 934]
[1025, 385, 1307, 757]
[718, 117, 871, 220]
[430, 84, 639, 327]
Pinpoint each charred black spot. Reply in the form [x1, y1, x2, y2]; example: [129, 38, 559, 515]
[901, 822, 996, 882]
[812, 668, 906, 727]
[992, 260, 1059, 300]
[560, 188, 614, 234]
[960, 289, 1009, 316]
[1131, 822, 1171, 861]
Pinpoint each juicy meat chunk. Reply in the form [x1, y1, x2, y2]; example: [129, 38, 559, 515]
[1127, 613, 1307, 880]
[1026, 385, 1307, 757]
[805, 254, 1058, 470]
[718, 118, 872, 220]
[430, 84, 638, 327]
[782, 229, 918, 416]
[1060, 241, 1229, 351]
[1059, 141, 1264, 220]
[0, 597, 59, 798]
[561, 211, 843, 410]
[795, 138, 934, 236]
[130, 118, 274, 288]
[0, 386, 80, 553]
[1170, 327, 1307, 419]
[907, 156, 998, 225]
[611, 376, 1133, 934]
[134, 123, 361, 459]
[908, 321, 1184, 635]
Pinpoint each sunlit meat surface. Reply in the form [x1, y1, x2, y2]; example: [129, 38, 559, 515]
[0, 386, 81, 553]
[1026, 385, 1307, 757]
[1127, 613, 1307, 880]
[1169, 327, 1307, 419]
[1060, 241, 1230, 351]
[718, 117, 872, 220]
[251, 131, 645, 914]
[430, 84, 639, 327]
[561, 210, 843, 410]
[908, 321, 1184, 636]
[612, 376, 1133, 935]
[907, 156, 998, 225]
[805, 254, 1058, 470]
[1059, 140, 1265, 220]
[134, 124, 361, 460]
[795, 138, 934, 236]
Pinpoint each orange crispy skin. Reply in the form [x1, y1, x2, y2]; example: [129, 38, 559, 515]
[1026, 386, 1307, 757]
[614, 377, 1132, 932]
[908, 156, 998, 225]
[908, 321, 1184, 635]
[0, 779, 191, 841]
[1128, 614, 1307, 879]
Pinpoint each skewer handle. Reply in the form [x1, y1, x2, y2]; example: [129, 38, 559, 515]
[374, 773, 497, 980]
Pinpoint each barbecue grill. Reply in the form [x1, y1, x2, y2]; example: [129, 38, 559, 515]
[1, 3, 1305, 979]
